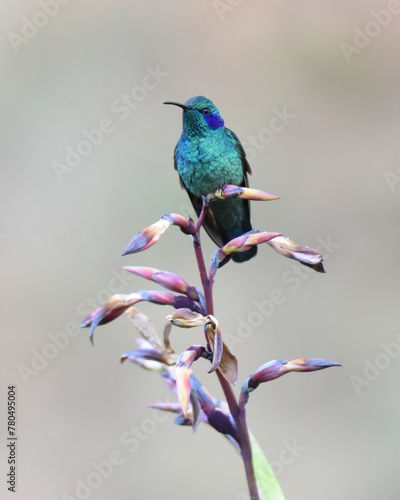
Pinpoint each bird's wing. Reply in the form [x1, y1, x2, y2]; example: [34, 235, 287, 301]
[173, 143, 224, 247]
[225, 128, 252, 178]
[225, 127, 253, 224]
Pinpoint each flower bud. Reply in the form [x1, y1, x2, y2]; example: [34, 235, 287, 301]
[267, 236, 325, 272]
[122, 219, 171, 256]
[80, 293, 142, 343]
[123, 266, 199, 300]
[211, 184, 279, 201]
[81, 290, 202, 343]
[218, 230, 282, 261]
[240, 358, 340, 407]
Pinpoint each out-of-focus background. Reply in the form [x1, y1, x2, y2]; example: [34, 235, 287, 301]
[2, 1, 400, 499]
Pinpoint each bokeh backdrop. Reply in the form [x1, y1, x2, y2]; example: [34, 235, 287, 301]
[2, 1, 400, 499]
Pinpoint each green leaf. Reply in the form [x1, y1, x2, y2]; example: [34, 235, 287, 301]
[250, 432, 286, 500]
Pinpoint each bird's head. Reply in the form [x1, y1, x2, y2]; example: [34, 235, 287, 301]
[164, 96, 225, 136]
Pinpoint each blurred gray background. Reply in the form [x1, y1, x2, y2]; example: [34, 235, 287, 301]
[2, 1, 400, 499]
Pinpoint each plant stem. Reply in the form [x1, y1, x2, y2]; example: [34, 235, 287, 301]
[217, 370, 259, 499]
[192, 203, 214, 316]
[237, 406, 259, 500]
[192, 205, 259, 500]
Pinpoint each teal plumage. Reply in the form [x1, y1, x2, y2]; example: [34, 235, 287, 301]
[164, 96, 257, 262]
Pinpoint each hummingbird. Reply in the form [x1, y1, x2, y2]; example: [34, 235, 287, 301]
[164, 96, 257, 263]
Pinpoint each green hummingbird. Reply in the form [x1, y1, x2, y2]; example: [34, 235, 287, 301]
[164, 96, 257, 262]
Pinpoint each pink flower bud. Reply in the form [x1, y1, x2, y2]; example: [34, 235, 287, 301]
[211, 184, 279, 201]
[267, 236, 325, 272]
[139, 289, 176, 305]
[123, 266, 199, 300]
[283, 358, 341, 372]
[122, 218, 171, 256]
[218, 231, 282, 260]
[80, 293, 143, 343]
[240, 358, 340, 407]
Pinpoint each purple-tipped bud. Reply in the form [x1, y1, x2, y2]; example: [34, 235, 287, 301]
[267, 236, 325, 272]
[252, 357, 340, 386]
[218, 230, 282, 261]
[123, 266, 199, 301]
[81, 290, 203, 343]
[283, 357, 341, 372]
[138, 289, 176, 306]
[240, 357, 340, 407]
[211, 184, 279, 202]
[80, 293, 143, 343]
[122, 219, 171, 255]
[139, 289, 203, 313]
[79, 307, 103, 328]
[247, 359, 290, 388]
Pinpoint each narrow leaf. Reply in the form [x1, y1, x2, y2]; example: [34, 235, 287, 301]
[250, 432, 286, 500]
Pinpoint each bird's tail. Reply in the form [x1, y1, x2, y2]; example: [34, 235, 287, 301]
[232, 245, 257, 263]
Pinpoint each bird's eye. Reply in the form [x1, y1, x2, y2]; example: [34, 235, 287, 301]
[202, 108, 211, 116]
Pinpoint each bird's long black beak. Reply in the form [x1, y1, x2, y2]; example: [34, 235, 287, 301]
[163, 101, 191, 110]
